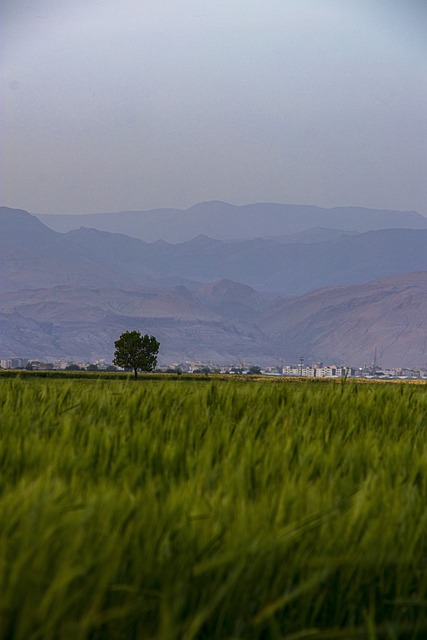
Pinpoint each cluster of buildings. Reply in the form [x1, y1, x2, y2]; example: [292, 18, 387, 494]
[163, 360, 427, 379]
[1, 358, 30, 370]
[281, 363, 351, 378]
[1, 357, 427, 380]
[0, 358, 111, 371]
[286, 363, 427, 379]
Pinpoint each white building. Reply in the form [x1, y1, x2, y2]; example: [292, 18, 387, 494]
[282, 363, 351, 378]
[0, 358, 29, 369]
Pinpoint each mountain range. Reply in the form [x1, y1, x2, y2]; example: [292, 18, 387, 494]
[1, 204, 427, 367]
[36, 201, 427, 243]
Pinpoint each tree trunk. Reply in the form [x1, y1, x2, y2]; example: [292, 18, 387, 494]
[133, 367, 138, 380]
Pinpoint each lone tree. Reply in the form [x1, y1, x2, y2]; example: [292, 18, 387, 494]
[113, 331, 160, 380]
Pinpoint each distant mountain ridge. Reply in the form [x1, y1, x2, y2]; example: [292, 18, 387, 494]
[35, 201, 427, 243]
[3, 207, 427, 295]
[56, 225, 427, 295]
[1, 206, 427, 366]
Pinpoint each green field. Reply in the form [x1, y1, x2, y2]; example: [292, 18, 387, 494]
[1, 376, 427, 639]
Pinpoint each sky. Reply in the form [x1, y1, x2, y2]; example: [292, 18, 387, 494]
[1, 0, 426, 215]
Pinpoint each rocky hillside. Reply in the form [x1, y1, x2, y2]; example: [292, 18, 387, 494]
[1, 207, 427, 366]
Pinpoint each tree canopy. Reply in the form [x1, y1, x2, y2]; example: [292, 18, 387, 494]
[113, 331, 160, 379]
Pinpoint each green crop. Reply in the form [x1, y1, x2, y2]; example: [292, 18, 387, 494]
[0, 377, 426, 639]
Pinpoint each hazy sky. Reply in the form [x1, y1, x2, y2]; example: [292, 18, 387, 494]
[2, 0, 426, 214]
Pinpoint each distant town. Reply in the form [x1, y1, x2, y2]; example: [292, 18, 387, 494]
[1, 357, 427, 380]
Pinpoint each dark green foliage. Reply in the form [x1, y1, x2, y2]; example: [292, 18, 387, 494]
[113, 330, 160, 379]
[248, 365, 262, 374]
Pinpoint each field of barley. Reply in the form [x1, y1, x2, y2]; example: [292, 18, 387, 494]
[0, 376, 427, 639]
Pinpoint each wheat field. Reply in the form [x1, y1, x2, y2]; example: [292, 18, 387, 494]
[0, 376, 426, 639]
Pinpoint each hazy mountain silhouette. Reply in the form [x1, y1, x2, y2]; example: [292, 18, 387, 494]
[3, 207, 427, 295]
[65, 225, 427, 295]
[1, 206, 427, 365]
[36, 201, 427, 242]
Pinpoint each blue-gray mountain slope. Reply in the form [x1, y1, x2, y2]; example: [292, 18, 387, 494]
[36, 201, 427, 242]
[1, 207, 427, 366]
